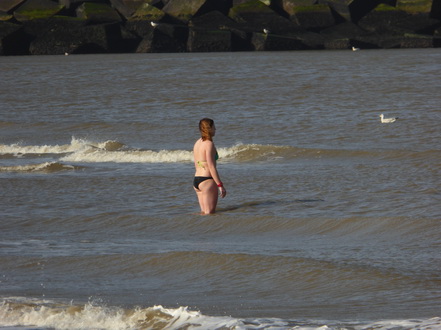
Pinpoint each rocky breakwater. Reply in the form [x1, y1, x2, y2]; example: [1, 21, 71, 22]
[1, 0, 440, 55]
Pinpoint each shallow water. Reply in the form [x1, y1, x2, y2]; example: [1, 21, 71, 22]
[0, 49, 440, 329]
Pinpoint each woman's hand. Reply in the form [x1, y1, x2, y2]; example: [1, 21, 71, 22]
[218, 186, 227, 198]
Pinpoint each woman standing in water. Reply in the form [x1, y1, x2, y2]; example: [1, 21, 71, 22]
[193, 118, 227, 214]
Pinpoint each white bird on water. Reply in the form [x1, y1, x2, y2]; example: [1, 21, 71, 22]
[150, 21, 159, 27]
[352, 46, 360, 51]
[379, 114, 398, 123]
[263, 28, 270, 35]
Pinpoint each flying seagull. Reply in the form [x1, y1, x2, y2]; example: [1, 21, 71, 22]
[379, 114, 398, 123]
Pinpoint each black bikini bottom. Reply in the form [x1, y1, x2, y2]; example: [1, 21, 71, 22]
[193, 176, 213, 190]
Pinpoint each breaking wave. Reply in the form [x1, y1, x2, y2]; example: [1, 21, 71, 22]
[0, 162, 79, 173]
[1, 137, 439, 165]
[0, 297, 439, 330]
[0, 137, 125, 155]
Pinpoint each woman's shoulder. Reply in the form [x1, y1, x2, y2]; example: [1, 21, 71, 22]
[197, 139, 213, 146]
[194, 138, 214, 150]
[194, 138, 211, 148]
[202, 140, 215, 150]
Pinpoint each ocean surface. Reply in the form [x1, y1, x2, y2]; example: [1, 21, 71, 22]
[0, 49, 440, 329]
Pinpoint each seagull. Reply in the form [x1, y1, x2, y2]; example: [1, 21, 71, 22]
[379, 114, 398, 123]
[352, 46, 360, 51]
[150, 21, 159, 27]
[263, 28, 270, 35]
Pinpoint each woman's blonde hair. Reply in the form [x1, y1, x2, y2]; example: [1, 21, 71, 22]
[199, 118, 214, 141]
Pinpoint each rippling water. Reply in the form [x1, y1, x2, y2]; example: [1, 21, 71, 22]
[0, 49, 440, 329]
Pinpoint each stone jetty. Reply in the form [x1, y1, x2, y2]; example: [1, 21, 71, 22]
[1, 0, 440, 55]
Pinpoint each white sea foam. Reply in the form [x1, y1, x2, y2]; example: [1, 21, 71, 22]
[0, 299, 245, 330]
[60, 148, 193, 163]
[0, 142, 70, 155]
[0, 139, 390, 164]
[0, 162, 76, 172]
[1, 137, 288, 164]
[0, 137, 86, 155]
[0, 298, 439, 330]
[0, 137, 192, 163]
[59, 143, 286, 163]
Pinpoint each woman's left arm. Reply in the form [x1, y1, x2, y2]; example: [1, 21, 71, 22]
[205, 142, 226, 197]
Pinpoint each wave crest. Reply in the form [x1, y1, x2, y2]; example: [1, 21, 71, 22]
[1, 297, 439, 330]
[2, 139, 438, 164]
[0, 298, 244, 330]
[0, 137, 125, 155]
[0, 162, 78, 173]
